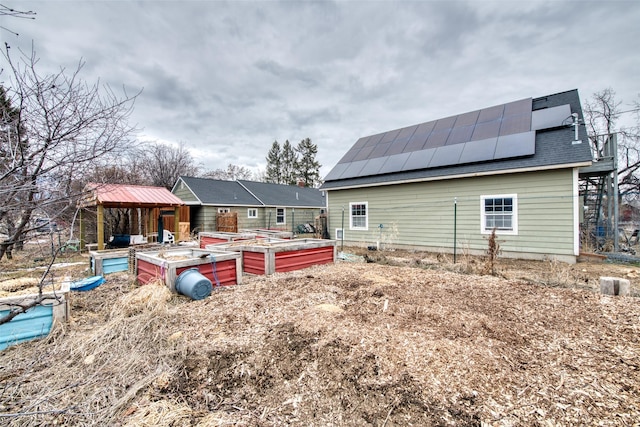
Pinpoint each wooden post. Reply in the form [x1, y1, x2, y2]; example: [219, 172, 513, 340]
[174, 207, 180, 242]
[79, 208, 85, 250]
[97, 204, 105, 250]
[149, 208, 155, 242]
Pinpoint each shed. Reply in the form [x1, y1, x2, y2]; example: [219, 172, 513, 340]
[81, 183, 186, 250]
[320, 89, 594, 263]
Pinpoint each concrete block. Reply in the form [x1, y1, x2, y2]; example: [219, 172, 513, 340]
[600, 277, 631, 296]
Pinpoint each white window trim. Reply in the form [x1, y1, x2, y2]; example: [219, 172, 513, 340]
[349, 201, 368, 231]
[218, 208, 230, 214]
[247, 208, 258, 219]
[276, 207, 286, 225]
[335, 228, 344, 240]
[480, 194, 518, 235]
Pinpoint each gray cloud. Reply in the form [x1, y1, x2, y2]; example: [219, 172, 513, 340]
[3, 0, 639, 178]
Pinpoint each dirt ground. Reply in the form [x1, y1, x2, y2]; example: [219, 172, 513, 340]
[0, 245, 639, 426]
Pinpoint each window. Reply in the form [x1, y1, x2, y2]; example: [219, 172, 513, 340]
[350, 202, 368, 230]
[248, 208, 258, 219]
[276, 208, 285, 225]
[481, 194, 517, 234]
[335, 228, 344, 240]
[218, 208, 230, 214]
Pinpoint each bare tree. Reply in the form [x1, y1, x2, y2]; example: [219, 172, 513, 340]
[585, 88, 640, 200]
[0, 45, 139, 260]
[0, 3, 36, 36]
[0, 245, 67, 326]
[138, 141, 199, 189]
[202, 163, 254, 181]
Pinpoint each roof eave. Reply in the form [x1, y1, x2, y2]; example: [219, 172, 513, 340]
[322, 161, 593, 191]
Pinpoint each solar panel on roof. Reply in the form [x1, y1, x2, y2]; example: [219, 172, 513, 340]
[402, 148, 436, 171]
[352, 136, 370, 150]
[364, 132, 385, 147]
[531, 104, 571, 130]
[494, 131, 535, 159]
[458, 137, 498, 164]
[352, 145, 376, 162]
[323, 162, 350, 180]
[499, 113, 531, 136]
[503, 98, 531, 116]
[428, 144, 465, 168]
[396, 125, 419, 139]
[380, 129, 401, 144]
[339, 160, 368, 179]
[404, 134, 429, 153]
[358, 156, 388, 177]
[337, 147, 361, 164]
[385, 138, 410, 156]
[370, 142, 392, 158]
[325, 96, 537, 181]
[424, 129, 451, 149]
[405, 121, 436, 149]
[414, 120, 437, 136]
[453, 110, 480, 127]
[433, 115, 457, 131]
[471, 120, 501, 141]
[446, 125, 474, 145]
[379, 152, 411, 174]
[477, 104, 504, 123]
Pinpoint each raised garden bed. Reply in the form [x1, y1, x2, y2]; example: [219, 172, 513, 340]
[136, 248, 242, 292]
[0, 282, 70, 350]
[198, 231, 256, 249]
[90, 249, 131, 275]
[208, 238, 336, 275]
[90, 245, 163, 275]
[240, 229, 293, 239]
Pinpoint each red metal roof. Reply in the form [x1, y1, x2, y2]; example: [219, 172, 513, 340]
[85, 183, 184, 208]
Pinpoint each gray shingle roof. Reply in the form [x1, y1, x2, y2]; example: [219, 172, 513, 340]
[321, 89, 593, 190]
[238, 180, 326, 207]
[177, 176, 325, 208]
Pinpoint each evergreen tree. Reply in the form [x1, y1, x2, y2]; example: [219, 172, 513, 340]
[280, 139, 298, 185]
[265, 140, 282, 183]
[295, 137, 321, 187]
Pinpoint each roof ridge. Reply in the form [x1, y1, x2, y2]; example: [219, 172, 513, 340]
[236, 180, 265, 205]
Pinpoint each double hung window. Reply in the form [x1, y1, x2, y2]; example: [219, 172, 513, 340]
[350, 202, 368, 230]
[481, 195, 517, 234]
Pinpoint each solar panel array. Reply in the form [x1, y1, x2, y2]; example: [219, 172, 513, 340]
[325, 97, 536, 181]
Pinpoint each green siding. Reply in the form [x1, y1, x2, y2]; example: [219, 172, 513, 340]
[193, 207, 217, 232]
[327, 169, 577, 258]
[172, 180, 199, 202]
[195, 206, 323, 233]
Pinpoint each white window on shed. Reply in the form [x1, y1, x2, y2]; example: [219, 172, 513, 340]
[276, 208, 286, 225]
[248, 208, 258, 219]
[349, 202, 368, 230]
[218, 208, 230, 214]
[481, 194, 518, 235]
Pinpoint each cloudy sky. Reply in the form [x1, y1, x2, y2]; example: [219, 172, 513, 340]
[2, 0, 639, 178]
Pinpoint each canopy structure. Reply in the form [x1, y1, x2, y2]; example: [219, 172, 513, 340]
[81, 183, 185, 250]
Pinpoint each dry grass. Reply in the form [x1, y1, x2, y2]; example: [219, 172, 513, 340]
[0, 246, 639, 426]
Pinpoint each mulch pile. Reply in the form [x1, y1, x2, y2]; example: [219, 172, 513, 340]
[0, 253, 638, 426]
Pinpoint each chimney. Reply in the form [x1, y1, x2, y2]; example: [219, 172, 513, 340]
[297, 179, 305, 187]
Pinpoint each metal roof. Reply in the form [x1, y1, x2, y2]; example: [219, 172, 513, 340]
[84, 183, 184, 208]
[321, 89, 593, 190]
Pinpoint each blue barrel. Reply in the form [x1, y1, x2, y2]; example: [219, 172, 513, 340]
[175, 268, 212, 300]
